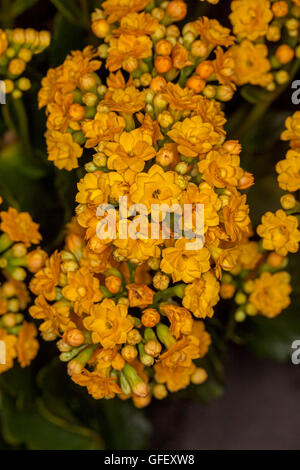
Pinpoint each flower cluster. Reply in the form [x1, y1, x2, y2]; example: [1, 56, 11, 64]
[0, 28, 50, 99]
[229, 0, 300, 89]
[0, 199, 46, 373]
[27, 0, 299, 407]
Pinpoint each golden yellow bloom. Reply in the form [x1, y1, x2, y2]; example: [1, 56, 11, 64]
[160, 304, 193, 338]
[198, 148, 243, 188]
[161, 238, 211, 283]
[76, 171, 110, 207]
[83, 298, 133, 348]
[281, 112, 300, 149]
[236, 241, 262, 270]
[162, 83, 197, 112]
[158, 335, 201, 369]
[249, 272, 291, 318]
[0, 328, 17, 374]
[16, 321, 39, 367]
[107, 34, 152, 72]
[82, 112, 125, 148]
[113, 237, 162, 263]
[113, 11, 158, 36]
[29, 295, 74, 336]
[222, 190, 250, 242]
[183, 271, 220, 318]
[62, 268, 103, 316]
[213, 47, 236, 90]
[127, 283, 155, 308]
[172, 43, 193, 70]
[30, 251, 61, 301]
[257, 210, 300, 256]
[230, 40, 271, 86]
[230, 0, 273, 40]
[0, 208, 41, 247]
[102, 0, 151, 24]
[130, 164, 182, 211]
[193, 17, 235, 47]
[191, 320, 211, 357]
[72, 368, 121, 399]
[168, 116, 223, 158]
[102, 86, 145, 114]
[154, 361, 196, 392]
[0, 29, 8, 56]
[45, 130, 83, 171]
[104, 129, 156, 175]
[276, 149, 300, 192]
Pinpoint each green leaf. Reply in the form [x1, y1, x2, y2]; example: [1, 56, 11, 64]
[50, 0, 82, 26]
[6, 0, 39, 18]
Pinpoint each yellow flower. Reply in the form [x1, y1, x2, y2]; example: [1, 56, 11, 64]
[107, 34, 152, 72]
[105, 129, 156, 176]
[276, 149, 300, 192]
[236, 241, 262, 270]
[130, 164, 182, 211]
[102, 86, 145, 114]
[45, 130, 83, 171]
[0, 29, 8, 56]
[158, 335, 202, 369]
[257, 209, 300, 256]
[191, 320, 211, 358]
[213, 47, 236, 89]
[62, 267, 103, 316]
[82, 112, 125, 148]
[249, 271, 291, 318]
[72, 368, 121, 399]
[76, 171, 110, 206]
[197, 148, 243, 188]
[154, 361, 196, 392]
[127, 283, 155, 308]
[0, 208, 41, 246]
[161, 238, 211, 283]
[281, 111, 300, 149]
[221, 190, 250, 242]
[83, 298, 133, 348]
[183, 271, 220, 318]
[102, 0, 151, 24]
[29, 295, 74, 337]
[16, 322, 39, 367]
[113, 237, 162, 263]
[0, 328, 17, 373]
[230, 0, 273, 40]
[230, 40, 271, 86]
[168, 116, 223, 158]
[30, 251, 61, 301]
[113, 11, 158, 36]
[162, 83, 198, 112]
[160, 304, 193, 338]
[193, 17, 235, 47]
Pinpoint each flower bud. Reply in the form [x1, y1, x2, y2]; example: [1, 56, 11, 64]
[121, 345, 138, 362]
[190, 40, 208, 58]
[144, 339, 162, 357]
[245, 303, 258, 316]
[280, 193, 297, 210]
[167, 1, 187, 21]
[186, 76, 205, 93]
[8, 58, 26, 76]
[142, 309, 160, 327]
[153, 384, 168, 399]
[64, 328, 85, 347]
[196, 61, 214, 79]
[220, 283, 235, 299]
[156, 39, 173, 56]
[191, 368, 208, 385]
[272, 1, 289, 17]
[276, 44, 294, 64]
[127, 329, 143, 345]
[154, 55, 172, 74]
[92, 19, 110, 38]
[153, 272, 170, 290]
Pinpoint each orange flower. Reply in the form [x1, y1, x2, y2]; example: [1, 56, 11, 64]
[198, 148, 243, 188]
[0, 208, 41, 247]
[221, 191, 250, 242]
[249, 272, 291, 318]
[30, 251, 61, 301]
[45, 130, 83, 171]
[29, 295, 74, 337]
[83, 298, 133, 347]
[102, 0, 151, 24]
[16, 321, 39, 367]
[161, 239, 211, 283]
[281, 111, 300, 148]
[168, 116, 223, 158]
[230, 40, 271, 87]
[102, 86, 145, 114]
[127, 283, 155, 308]
[193, 17, 235, 47]
[172, 43, 192, 70]
[162, 83, 197, 112]
[82, 112, 125, 148]
[62, 268, 103, 316]
[113, 11, 158, 36]
[257, 210, 300, 256]
[183, 271, 220, 318]
[107, 34, 152, 72]
[72, 368, 121, 399]
[276, 149, 300, 192]
[160, 304, 193, 338]
[230, 0, 273, 41]
[154, 362, 196, 392]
